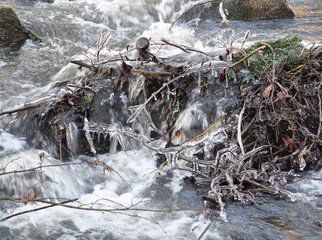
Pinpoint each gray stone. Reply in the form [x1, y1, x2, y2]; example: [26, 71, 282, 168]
[224, 0, 295, 21]
[0, 6, 29, 45]
[195, 0, 294, 22]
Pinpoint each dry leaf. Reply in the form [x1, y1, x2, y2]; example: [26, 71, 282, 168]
[21, 196, 29, 204]
[281, 134, 294, 151]
[262, 84, 272, 97]
[103, 163, 113, 172]
[21, 188, 35, 204]
[175, 130, 181, 137]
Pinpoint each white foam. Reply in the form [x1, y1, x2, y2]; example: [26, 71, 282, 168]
[0, 130, 27, 152]
[0, 148, 208, 239]
[0, 60, 7, 68]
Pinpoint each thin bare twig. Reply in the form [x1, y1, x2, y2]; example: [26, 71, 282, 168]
[96, 31, 111, 62]
[161, 38, 209, 56]
[161, 38, 189, 53]
[1, 199, 78, 221]
[197, 222, 211, 240]
[317, 86, 322, 137]
[229, 45, 266, 69]
[0, 102, 47, 116]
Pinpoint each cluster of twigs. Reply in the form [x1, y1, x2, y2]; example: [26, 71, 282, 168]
[1, 30, 322, 227]
[77, 40, 322, 220]
[92, 38, 322, 218]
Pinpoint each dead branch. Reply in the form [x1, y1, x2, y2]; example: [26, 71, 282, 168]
[317, 86, 322, 137]
[0, 102, 45, 116]
[229, 45, 266, 69]
[131, 69, 175, 76]
[243, 179, 291, 198]
[197, 222, 211, 240]
[160, 38, 209, 56]
[70, 60, 98, 72]
[1, 199, 78, 222]
[161, 38, 189, 53]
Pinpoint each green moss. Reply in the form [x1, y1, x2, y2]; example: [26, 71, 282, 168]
[84, 91, 95, 103]
[234, 34, 305, 75]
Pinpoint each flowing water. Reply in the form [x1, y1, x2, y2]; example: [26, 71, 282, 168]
[0, 0, 322, 239]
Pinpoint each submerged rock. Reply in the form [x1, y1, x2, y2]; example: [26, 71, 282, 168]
[0, 6, 29, 45]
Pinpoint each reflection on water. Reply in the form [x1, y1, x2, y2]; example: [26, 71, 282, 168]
[288, 0, 322, 42]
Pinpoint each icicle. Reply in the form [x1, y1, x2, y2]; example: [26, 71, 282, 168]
[83, 118, 97, 155]
[66, 122, 80, 157]
[109, 134, 118, 154]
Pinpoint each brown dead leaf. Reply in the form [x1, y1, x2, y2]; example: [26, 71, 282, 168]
[175, 130, 181, 137]
[281, 134, 294, 151]
[262, 84, 272, 98]
[21, 196, 29, 204]
[103, 163, 113, 172]
[21, 188, 36, 204]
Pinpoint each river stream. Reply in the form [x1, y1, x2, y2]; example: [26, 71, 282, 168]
[0, 0, 322, 239]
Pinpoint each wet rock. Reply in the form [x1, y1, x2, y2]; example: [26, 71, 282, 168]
[89, 88, 130, 125]
[195, 0, 294, 21]
[0, 6, 29, 45]
[224, 0, 295, 21]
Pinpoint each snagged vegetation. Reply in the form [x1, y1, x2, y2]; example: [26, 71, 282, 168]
[1, 33, 322, 220]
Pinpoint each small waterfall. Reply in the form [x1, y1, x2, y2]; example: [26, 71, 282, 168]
[0, 149, 101, 205]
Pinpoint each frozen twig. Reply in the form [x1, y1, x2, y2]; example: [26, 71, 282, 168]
[84, 118, 97, 155]
[131, 69, 175, 76]
[244, 179, 292, 198]
[240, 31, 250, 49]
[97, 30, 111, 62]
[127, 65, 227, 123]
[237, 102, 246, 155]
[197, 222, 211, 240]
